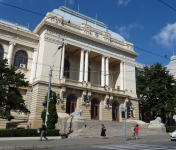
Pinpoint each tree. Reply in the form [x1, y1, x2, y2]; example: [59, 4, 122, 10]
[41, 109, 46, 123]
[41, 91, 58, 129]
[137, 62, 176, 124]
[0, 59, 29, 121]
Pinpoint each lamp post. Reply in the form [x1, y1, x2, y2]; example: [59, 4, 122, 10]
[45, 43, 64, 127]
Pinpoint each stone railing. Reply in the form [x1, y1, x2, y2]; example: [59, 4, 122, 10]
[59, 77, 126, 96]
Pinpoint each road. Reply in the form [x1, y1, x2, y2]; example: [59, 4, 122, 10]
[47, 141, 176, 150]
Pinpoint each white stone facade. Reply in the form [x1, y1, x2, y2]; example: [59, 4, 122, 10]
[0, 7, 139, 129]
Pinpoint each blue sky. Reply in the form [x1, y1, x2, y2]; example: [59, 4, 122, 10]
[0, 0, 176, 67]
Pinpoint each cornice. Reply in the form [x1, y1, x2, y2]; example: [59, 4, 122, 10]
[0, 22, 38, 40]
[45, 21, 138, 57]
[34, 17, 138, 57]
[0, 33, 38, 49]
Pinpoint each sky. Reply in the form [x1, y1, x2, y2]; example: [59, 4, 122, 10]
[0, 0, 176, 67]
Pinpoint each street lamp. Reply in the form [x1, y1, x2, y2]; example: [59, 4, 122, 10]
[45, 43, 64, 127]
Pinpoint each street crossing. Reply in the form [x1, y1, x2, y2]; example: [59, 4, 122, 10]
[92, 143, 176, 150]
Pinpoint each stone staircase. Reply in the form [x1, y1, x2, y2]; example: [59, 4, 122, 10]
[68, 119, 166, 138]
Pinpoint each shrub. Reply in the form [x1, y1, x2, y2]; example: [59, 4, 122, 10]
[166, 126, 176, 132]
[0, 129, 59, 137]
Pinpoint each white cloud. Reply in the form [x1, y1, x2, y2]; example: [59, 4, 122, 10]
[153, 22, 176, 49]
[116, 23, 143, 39]
[117, 0, 131, 6]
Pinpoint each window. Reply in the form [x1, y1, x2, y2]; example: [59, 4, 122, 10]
[64, 59, 69, 78]
[14, 51, 28, 68]
[66, 94, 77, 114]
[88, 67, 90, 82]
[0, 45, 4, 60]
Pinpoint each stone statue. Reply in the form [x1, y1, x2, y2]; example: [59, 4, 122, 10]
[149, 117, 164, 126]
[68, 108, 84, 120]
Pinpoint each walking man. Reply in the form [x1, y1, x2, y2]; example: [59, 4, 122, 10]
[131, 125, 135, 137]
[40, 122, 48, 141]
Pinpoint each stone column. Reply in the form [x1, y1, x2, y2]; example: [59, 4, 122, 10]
[30, 50, 37, 83]
[120, 61, 124, 90]
[79, 49, 84, 82]
[101, 55, 105, 86]
[60, 43, 65, 79]
[84, 50, 89, 82]
[7, 42, 16, 68]
[106, 57, 109, 86]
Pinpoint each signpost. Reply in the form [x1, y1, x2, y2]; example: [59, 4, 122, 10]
[121, 107, 126, 141]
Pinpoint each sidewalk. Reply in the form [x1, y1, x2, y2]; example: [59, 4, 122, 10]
[0, 134, 170, 150]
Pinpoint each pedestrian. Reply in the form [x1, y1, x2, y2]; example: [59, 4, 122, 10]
[40, 122, 48, 141]
[131, 125, 135, 137]
[101, 124, 106, 139]
[135, 124, 139, 139]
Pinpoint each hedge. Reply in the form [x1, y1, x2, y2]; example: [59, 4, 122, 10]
[166, 126, 176, 132]
[0, 129, 59, 137]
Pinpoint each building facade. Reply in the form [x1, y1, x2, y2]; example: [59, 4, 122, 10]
[0, 6, 139, 129]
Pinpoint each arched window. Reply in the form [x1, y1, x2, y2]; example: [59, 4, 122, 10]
[66, 94, 77, 114]
[88, 67, 90, 82]
[64, 59, 69, 78]
[14, 51, 28, 68]
[0, 45, 4, 60]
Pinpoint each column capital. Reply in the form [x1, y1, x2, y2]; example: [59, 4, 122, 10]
[81, 48, 85, 52]
[9, 42, 16, 45]
[120, 60, 125, 63]
[33, 48, 37, 51]
[85, 49, 90, 52]
[102, 55, 110, 58]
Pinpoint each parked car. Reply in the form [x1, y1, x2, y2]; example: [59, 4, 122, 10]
[170, 130, 176, 141]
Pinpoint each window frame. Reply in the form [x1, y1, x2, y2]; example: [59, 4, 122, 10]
[64, 59, 70, 78]
[14, 50, 28, 68]
[0, 45, 4, 60]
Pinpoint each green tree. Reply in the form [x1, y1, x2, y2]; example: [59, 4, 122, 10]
[47, 91, 58, 129]
[0, 59, 29, 121]
[41, 91, 58, 129]
[41, 109, 46, 123]
[137, 62, 176, 123]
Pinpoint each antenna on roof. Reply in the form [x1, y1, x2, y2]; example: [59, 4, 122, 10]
[65, 0, 67, 7]
[28, 23, 29, 29]
[78, 5, 79, 13]
[174, 50, 175, 56]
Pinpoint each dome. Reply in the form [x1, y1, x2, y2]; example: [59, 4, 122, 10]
[170, 51, 176, 64]
[52, 6, 125, 42]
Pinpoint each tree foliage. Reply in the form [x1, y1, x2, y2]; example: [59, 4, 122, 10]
[47, 91, 58, 129]
[137, 62, 176, 116]
[41, 91, 58, 129]
[0, 59, 29, 121]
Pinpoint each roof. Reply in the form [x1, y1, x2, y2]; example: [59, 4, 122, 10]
[0, 18, 30, 31]
[165, 54, 176, 74]
[52, 6, 125, 42]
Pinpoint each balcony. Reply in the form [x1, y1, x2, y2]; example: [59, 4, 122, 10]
[58, 77, 126, 97]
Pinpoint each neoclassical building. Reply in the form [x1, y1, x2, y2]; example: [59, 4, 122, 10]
[0, 6, 139, 129]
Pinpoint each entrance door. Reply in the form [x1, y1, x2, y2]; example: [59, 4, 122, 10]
[91, 98, 99, 120]
[66, 94, 77, 115]
[112, 101, 119, 121]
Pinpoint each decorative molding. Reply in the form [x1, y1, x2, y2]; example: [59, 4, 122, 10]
[9, 42, 16, 45]
[44, 36, 63, 44]
[34, 18, 138, 57]
[0, 22, 38, 40]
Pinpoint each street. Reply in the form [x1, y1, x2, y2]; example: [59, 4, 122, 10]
[48, 141, 176, 150]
